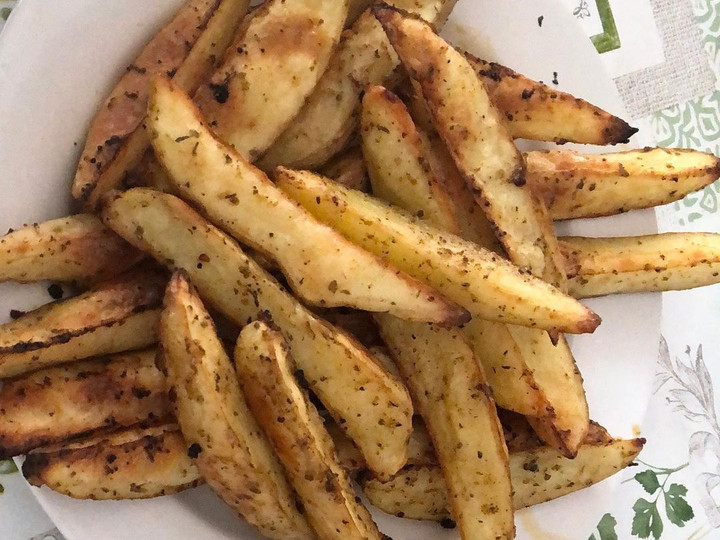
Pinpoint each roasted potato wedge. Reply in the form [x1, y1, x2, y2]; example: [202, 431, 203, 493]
[194, 0, 348, 160]
[319, 146, 369, 192]
[23, 424, 201, 500]
[0, 268, 164, 378]
[101, 189, 413, 478]
[362, 436, 645, 520]
[562, 233, 720, 297]
[528, 148, 720, 220]
[79, 0, 251, 208]
[276, 168, 600, 334]
[0, 214, 142, 284]
[235, 321, 383, 539]
[376, 5, 562, 283]
[0, 350, 168, 458]
[71, 0, 220, 202]
[376, 314, 514, 539]
[149, 77, 466, 324]
[360, 85, 548, 417]
[258, 0, 458, 171]
[467, 55, 637, 145]
[160, 272, 314, 539]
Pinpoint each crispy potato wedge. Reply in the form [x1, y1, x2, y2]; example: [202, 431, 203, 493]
[528, 148, 720, 220]
[0, 350, 168, 458]
[235, 321, 382, 540]
[79, 0, 251, 208]
[362, 437, 645, 520]
[258, 0, 457, 171]
[101, 189, 413, 478]
[467, 55, 637, 145]
[319, 146, 369, 192]
[160, 272, 314, 539]
[71, 0, 219, 202]
[276, 168, 600, 334]
[149, 77, 465, 324]
[562, 233, 720, 298]
[0, 268, 164, 378]
[376, 5, 563, 282]
[194, 0, 348, 160]
[376, 314, 514, 539]
[362, 85, 460, 231]
[0, 214, 141, 284]
[360, 85, 548, 416]
[23, 424, 201, 500]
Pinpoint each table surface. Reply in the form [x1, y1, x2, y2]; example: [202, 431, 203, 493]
[2, 0, 720, 539]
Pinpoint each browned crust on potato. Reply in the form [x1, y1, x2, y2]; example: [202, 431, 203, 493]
[0, 350, 168, 458]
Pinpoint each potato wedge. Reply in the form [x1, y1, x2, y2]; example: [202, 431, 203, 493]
[375, 314, 514, 539]
[376, 5, 562, 282]
[319, 146, 369, 192]
[23, 424, 201, 500]
[528, 148, 720, 220]
[235, 321, 382, 540]
[0, 214, 141, 284]
[362, 85, 460, 231]
[258, 0, 458, 171]
[101, 189, 413, 478]
[467, 55, 637, 145]
[71, 0, 219, 201]
[194, 0, 348, 160]
[0, 350, 168, 458]
[562, 233, 720, 298]
[149, 77, 466, 324]
[79, 0, 251, 208]
[276, 169, 600, 334]
[360, 85, 548, 416]
[0, 268, 164, 378]
[160, 272, 314, 539]
[362, 437, 645, 520]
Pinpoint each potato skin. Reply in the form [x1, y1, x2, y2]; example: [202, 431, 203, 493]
[23, 425, 201, 500]
[0, 350, 168, 459]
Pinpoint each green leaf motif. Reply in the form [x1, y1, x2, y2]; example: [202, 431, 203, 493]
[635, 470, 661, 494]
[664, 484, 694, 527]
[632, 498, 663, 540]
[588, 513, 618, 540]
[0, 459, 17, 474]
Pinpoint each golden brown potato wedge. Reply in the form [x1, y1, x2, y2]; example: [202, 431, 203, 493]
[376, 5, 563, 283]
[562, 233, 720, 298]
[71, 0, 220, 202]
[149, 77, 466, 324]
[101, 189, 413, 478]
[0, 350, 168, 458]
[258, 0, 458, 171]
[235, 321, 383, 540]
[376, 314, 514, 539]
[160, 272, 314, 539]
[194, 0, 348, 160]
[360, 85, 549, 417]
[467, 55, 637, 145]
[0, 268, 165, 378]
[0, 214, 142, 284]
[79, 0, 251, 208]
[362, 436, 645, 520]
[319, 146, 369, 192]
[528, 148, 720, 220]
[23, 424, 201, 500]
[276, 168, 600, 334]
[362, 85, 460, 231]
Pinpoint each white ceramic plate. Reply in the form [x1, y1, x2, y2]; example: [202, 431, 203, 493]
[0, 0, 659, 538]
